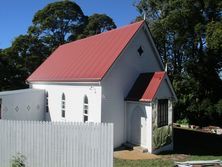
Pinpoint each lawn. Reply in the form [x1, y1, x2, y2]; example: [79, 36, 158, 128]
[115, 127, 222, 167]
[114, 158, 174, 167]
[114, 155, 222, 167]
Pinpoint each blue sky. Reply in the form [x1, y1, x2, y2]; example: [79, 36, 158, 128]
[0, 0, 140, 49]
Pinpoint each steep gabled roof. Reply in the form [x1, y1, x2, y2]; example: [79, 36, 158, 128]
[27, 21, 144, 82]
[126, 72, 166, 102]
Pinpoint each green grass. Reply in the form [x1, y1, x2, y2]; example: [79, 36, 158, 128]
[114, 158, 174, 167]
[114, 155, 222, 167]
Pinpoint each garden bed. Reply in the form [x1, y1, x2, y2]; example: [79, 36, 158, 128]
[173, 123, 222, 135]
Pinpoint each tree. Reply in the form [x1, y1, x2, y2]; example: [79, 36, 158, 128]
[0, 50, 9, 90]
[78, 14, 116, 38]
[207, 21, 222, 51]
[0, 35, 49, 90]
[28, 1, 86, 51]
[0, 48, 25, 90]
[10, 35, 49, 73]
[136, 0, 222, 125]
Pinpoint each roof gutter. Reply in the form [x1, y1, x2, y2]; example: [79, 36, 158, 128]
[27, 81, 101, 86]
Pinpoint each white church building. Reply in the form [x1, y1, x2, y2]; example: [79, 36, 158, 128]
[0, 21, 176, 153]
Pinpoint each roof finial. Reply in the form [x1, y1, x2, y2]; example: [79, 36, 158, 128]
[143, 9, 146, 20]
[165, 63, 168, 72]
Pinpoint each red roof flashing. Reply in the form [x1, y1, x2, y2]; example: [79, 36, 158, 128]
[126, 72, 165, 102]
[27, 21, 144, 82]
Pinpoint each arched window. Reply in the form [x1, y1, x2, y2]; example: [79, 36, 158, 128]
[61, 93, 65, 118]
[46, 92, 49, 113]
[83, 95, 88, 122]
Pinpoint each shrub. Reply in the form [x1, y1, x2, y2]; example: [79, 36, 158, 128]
[10, 153, 26, 167]
[153, 126, 172, 150]
[177, 118, 189, 125]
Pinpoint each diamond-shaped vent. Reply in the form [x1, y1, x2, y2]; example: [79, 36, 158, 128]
[27, 105, 31, 111]
[15, 106, 19, 112]
[137, 46, 144, 56]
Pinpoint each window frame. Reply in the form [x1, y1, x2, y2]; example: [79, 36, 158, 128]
[61, 93, 65, 118]
[46, 92, 49, 113]
[83, 95, 89, 122]
[157, 99, 168, 127]
[0, 98, 2, 119]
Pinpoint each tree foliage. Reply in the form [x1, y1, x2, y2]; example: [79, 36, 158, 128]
[0, 50, 10, 90]
[79, 14, 116, 38]
[137, 0, 222, 126]
[207, 21, 222, 51]
[28, 1, 86, 51]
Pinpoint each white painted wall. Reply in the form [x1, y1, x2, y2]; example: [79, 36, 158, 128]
[126, 102, 153, 152]
[101, 26, 163, 147]
[31, 83, 102, 122]
[0, 89, 45, 121]
[155, 78, 174, 100]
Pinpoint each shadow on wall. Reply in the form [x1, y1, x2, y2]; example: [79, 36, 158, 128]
[45, 112, 52, 121]
[130, 106, 143, 145]
[173, 127, 222, 156]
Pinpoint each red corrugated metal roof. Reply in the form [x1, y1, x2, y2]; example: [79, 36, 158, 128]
[126, 72, 165, 102]
[27, 21, 144, 82]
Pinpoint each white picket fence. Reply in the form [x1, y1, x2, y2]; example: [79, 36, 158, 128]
[0, 120, 113, 167]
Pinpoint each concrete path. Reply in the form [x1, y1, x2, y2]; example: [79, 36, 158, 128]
[114, 149, 159, 160]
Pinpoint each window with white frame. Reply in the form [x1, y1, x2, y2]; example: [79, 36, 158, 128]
[157, 99, 168, 127]
[61, 93, 65, 118]
[83, 95, 88, 122]
[0, 98, 2, 119]
[46, 92, 49, 112]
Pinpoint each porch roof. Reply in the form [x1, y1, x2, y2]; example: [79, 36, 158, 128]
[125, 72, 165, 102]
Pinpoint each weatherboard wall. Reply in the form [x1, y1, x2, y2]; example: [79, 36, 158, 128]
[31, 83, 102, 122]
[101, 27, 163, 147]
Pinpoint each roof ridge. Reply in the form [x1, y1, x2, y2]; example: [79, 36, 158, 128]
[62, 20, 145, 47]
